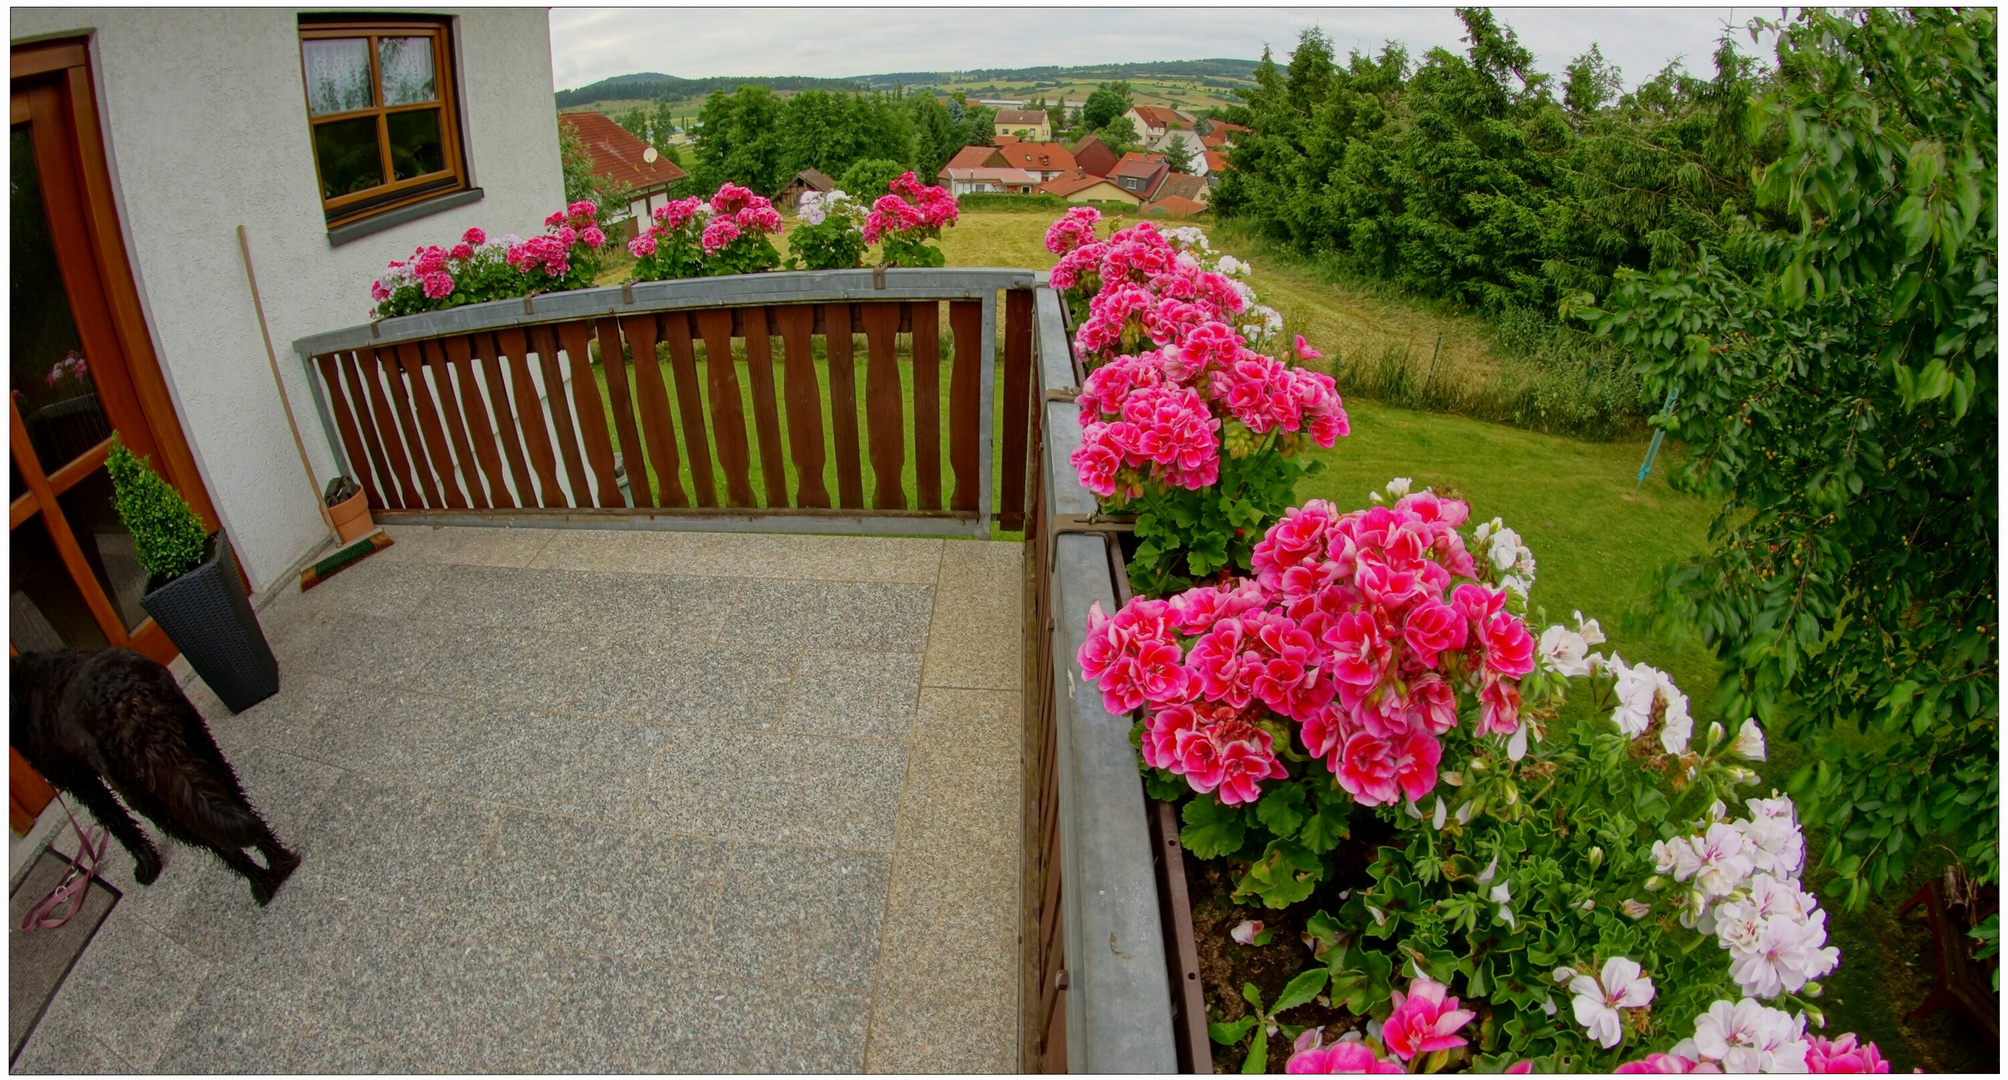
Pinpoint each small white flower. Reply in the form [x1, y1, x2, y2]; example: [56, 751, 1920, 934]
[1540, 994, 1559, 1017]
[1386, 477, 1413, 500]
[1658, 670, 1694, 754]
[1621, 899, 1652, 920]
[1507, 725, 1529, 761]
[1573, 612, 1606, 646]
[1569, 956, 1656, 1049]
[1539, 625, 1596, 678]
[1431, 798, 1447, 830]
[1490, 881, 1515, 928]
[1230, 919, 1265, 946]
[1455, 800, 1477, 825]
[1731, 718, 1768, 761]
[1475, 856, 1499, 887]
[1692, 998, 1807, 1072]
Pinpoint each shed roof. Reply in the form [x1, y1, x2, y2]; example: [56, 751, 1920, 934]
[557, 110, 688, 193]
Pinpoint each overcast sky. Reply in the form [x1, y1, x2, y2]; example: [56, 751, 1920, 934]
[548, 6, 1776, 94]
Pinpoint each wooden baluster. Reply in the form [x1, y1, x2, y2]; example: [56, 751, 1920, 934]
[421, 339, 487, 508]
[618, 314, 687, 508]
[776, 305, 829, 509]
[531, 324, 589, 508]
[693, 308, 755, 507]
[496, 327, 562, 508]
[911, 300, 942, 511]
[471, 332, 532, 509]
[1001, 288, 1035, 530]
[860, 301, 907, 510]
[314, 353, 381, 510]
[442, 335, 511, 509]
[342, 350, 407, 509]
[558, 321, 622, 507]
[947, 301, 983, 512]
[594, 317, 653, 508]
[739, 307, 789, 507]
[824, 302, 865, 509]
[376, 345, 445, 508]
[394, 341, 467, 508]
[659, 311, 719, 507]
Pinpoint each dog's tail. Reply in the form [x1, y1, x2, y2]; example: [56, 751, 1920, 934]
[102, 666, 273, 850]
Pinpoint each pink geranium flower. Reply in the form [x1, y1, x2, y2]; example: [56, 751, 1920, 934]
[1804, 1034, 1889, 1073]
[1286, 1036, 1404, 1074]
[1381, 976, 1475, 1061]
[1616, 1054, 1723, 1074]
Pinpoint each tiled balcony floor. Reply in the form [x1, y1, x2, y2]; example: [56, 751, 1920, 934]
[12, 525, 1025, 1073]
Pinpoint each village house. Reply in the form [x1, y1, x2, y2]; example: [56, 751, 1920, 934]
[1151, 127, 1210, 176]
[938, 166, 1040, 195]
[1068, 133, 1120, 179]
[1038, 169, 1140, 207]
[1122, 103, 1196, 145]
[1110, 151, 1172, 202]
[988, 140, 1077, 183]
[991, 107, 1051, 142]
[557, 108, 689, 235]
[944, 144, 1007, 170]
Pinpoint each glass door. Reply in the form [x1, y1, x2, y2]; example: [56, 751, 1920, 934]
[10, 50, 214, 664]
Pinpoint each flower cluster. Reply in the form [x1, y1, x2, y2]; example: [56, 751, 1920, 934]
[1080, 485, 1539, 810]
[507, 201, 607, 283]
[788, 188, 870, 271]
[1052, 219, 1284, 356]
[628, 183, 782, 280]
[370, 225, 528, 318]
[45, 350, 88, 387]
[1285, 976, 1473, 1073]
[1064, 229, 1347, 514]
[1044, 204, 1102, 255]
[1653, 794, 1839, 1000]
[1561, 957, 1657, 1049]
[796, 188, 852, 228]
[1616, 999, 1886, 1073]
[862, 171, 957, 267]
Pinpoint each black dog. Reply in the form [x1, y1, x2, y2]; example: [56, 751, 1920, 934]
[11, 648, 299, 905]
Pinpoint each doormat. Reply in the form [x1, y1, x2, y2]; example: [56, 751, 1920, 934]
[8, 850, 119, 1064]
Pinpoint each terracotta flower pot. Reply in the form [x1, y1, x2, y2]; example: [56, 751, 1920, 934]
[328, 488, 373, 543]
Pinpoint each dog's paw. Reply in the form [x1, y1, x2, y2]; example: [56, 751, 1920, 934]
[134, 857, 162, 886]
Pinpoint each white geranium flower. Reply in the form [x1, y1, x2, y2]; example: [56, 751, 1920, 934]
[1217, 254, 1249, 276]
[1657, 670, 1694, 754]
[1728, 915, 1839, 999]
[1621, 898, 1652, 920]
[1692, 998, 1808, 1072]
[1539, 624, 1596, 678]
[1490, 880, 1515, 928]
[1608, 657, 1659, 738]
[798, 191, 828, 225]
[1574, 611, 1606, 646]
[1569, 957, 1656, 1049]
[1731, 717, 1768, 761]
[1689, 823, 1756, 899]
[1387, 477, 1414, 500]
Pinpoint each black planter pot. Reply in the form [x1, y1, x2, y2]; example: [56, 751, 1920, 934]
[139, 533, 278, 714]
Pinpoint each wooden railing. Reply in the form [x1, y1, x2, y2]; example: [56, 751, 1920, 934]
[291, 269, 1041, 537]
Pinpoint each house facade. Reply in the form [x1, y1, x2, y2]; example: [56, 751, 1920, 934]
[938, 167, 1040, 195]
[558, 109, 689, 231]
[992, 108, 1051, 142]
[8, 8, 563, 648]
[1037, 171, 1140, 207]
[1068, 134, 1120, 179]
[1122, 104, 1196, 145]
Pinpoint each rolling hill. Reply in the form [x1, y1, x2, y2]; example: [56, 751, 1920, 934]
[555, 59, 1259, 110]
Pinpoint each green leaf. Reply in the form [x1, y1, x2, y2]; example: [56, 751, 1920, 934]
[1210, 1017, 1259, 1046]
[1298, 787, 1352, 853]
[1255, 783, 1309, 838]
[1242, 1026, 1269, 1074]
[1272, 968, 1330, 1014]
[1181, 797, 1249, 859]
[1236, 837, 1323, 909]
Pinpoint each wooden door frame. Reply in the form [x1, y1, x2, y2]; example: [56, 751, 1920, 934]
[11, 36, 219, 532]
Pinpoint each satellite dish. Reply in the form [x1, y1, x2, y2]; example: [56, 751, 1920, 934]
[643, 146, 659, 164]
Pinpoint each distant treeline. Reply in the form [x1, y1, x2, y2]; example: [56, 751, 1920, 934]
[555, 72, 869, 109]
[557, 59, 1259, 108]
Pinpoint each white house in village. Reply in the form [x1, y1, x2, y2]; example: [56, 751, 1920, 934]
[8, 9, 562, 661]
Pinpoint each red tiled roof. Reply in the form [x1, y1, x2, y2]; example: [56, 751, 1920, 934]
[1112, 155, 1170, 201]
[1068, 135, 1119, 178]
[1039, 171, 1126, 199]
[1156, 173, 1209, 204]
[1144, 195, 1208, 219]
[994, 109, 1049, 125]
[946, 145, 1007, 170]
[1116, 151, 1167, 170]
[993, 133, 1021, 145]
[991, 141, 1077, 174]
[1130, 105, 1193, 130]
[1204, 150, 1229, 174]
[558, 111, 687, 193]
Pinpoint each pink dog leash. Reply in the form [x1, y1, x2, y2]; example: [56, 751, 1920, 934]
[19, 794, 107, 933]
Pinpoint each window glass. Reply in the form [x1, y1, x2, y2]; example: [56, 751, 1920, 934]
[377, 37, 437, 106]
[386, 108, 444, 180]
[313, 116, 385, 199]
[11, 126, 112, 471]
[301, 38, 374, 116]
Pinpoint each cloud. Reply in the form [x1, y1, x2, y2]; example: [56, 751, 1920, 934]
[548, 7, 1768, 94]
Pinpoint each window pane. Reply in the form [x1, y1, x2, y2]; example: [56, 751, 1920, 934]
[377, 36, 437, 106]
[12, 512, 111, 651]
[12, 126, 113, 471]
[57, 467, 149, 632]
[301, 37, 374, 115]
[314, 116, 385, 199]
[386, 108, 445, 180]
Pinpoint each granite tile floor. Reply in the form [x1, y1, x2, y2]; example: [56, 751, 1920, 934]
[11, 525, 1026, 1074]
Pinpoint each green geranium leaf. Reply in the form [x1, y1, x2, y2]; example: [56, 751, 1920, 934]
[1272, 968, 1330, 1014]
[1255, 782, 1308, 838]
[1210, 1017, 1259, 1046]
[1181, 797, 1248, 859]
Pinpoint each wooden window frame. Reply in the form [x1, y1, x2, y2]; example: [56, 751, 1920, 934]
[299, 15, 468, 229]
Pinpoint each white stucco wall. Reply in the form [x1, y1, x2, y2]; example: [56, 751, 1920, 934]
[9, 8, 564, 594]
